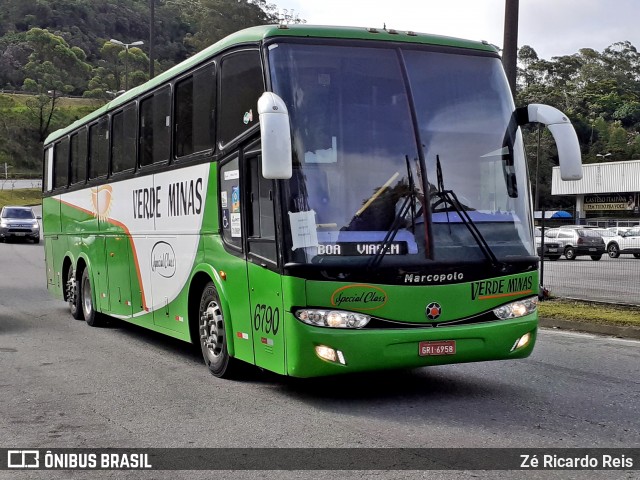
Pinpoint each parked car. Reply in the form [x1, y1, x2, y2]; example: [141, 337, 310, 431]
[607, 226, 636, 236]
[605, 228, 640, 258]
[544, 227, 605, 260]
[534, 227, 561, 260]
[0, 206, 40, 243]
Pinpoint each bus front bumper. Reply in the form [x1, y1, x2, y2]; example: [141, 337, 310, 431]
[284, 313, 537, 378]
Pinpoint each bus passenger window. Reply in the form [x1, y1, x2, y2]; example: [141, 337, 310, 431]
[53, 137, 69, 189]
[218, 51, 263, 145]
[112, 105, 137, 173]
[89, 118, 108, 179]
[175, 63, 216, 158]
[140, 87, 171, 167]
[70, 129, 87, 184]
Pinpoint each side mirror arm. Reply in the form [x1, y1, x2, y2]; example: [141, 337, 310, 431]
[517, 104, 583, 181]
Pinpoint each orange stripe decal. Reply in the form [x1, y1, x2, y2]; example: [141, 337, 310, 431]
[478, 289, 534, 300]
[56, 198, 148, 312]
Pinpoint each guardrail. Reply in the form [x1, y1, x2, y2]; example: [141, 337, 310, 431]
[0, 178, 42, 190]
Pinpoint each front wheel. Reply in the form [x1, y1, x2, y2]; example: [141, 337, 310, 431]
[634, 253, 640, 259]
[564, 247, 577, 260]
[590, 254, 602, 261]
[198, 282, 240, 378]
[81, 268, 104, 327]
[607, 243, 620, 258]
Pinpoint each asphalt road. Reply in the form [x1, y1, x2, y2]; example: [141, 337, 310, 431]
[0, 237, 639, 479]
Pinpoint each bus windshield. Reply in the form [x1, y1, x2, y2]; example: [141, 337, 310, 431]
[268, 42, 534, 268]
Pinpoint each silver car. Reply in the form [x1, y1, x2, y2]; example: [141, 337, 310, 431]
[544, 227, 605, 260]
[0, 206, 41, 243]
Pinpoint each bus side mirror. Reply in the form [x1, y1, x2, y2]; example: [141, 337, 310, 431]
[517, 104, 583, 181]
[258, 92, 292, 179]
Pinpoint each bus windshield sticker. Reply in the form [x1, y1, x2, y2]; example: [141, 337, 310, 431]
[289, 210, 319, 250]
[224, 170, 239, 181]
[222, 209, 230, 229]
[243, 109, 254, 125]
[230, 213, 241, 237]
[231, 186, 240, 212]
[220, 191, 228, 208]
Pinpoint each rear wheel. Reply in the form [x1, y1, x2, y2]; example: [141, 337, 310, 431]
[634, 253, 640, 259]
[198, 282, 239, 378]
[66, 264, 83, 320]
[81, 268, 104, 327]
[607, 243, 620, 258]
[564, 246, 577, 260]
[590, 254, 602, 261]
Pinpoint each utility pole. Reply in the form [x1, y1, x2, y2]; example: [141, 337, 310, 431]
[502, 0, 519, 97]
[149, 0, 155, 79]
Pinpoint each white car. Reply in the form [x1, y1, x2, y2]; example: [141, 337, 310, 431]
[607, 226, 633, 236]
[605, 228, 640, 258]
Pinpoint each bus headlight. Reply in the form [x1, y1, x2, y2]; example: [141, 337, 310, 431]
[295, 309, 370, 328]
[493, 296, 538, 320]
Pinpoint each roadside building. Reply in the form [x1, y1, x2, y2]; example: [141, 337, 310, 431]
[552, 159, 640, 227]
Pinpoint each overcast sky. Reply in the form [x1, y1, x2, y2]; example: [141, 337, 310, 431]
[280, 0, 638, 60]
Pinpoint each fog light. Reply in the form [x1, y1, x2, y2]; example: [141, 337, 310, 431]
[315, 345, 337, 362]
[315, 345, 347, 365]
[511, 332, 532, 351]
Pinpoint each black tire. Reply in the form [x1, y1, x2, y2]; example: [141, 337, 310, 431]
[81, 268, 104, 327]
[67, 264, 83, 320]
[564, 246, 577, 260]
[548, 255, 561, 261]
[198, 282, 239, 378]
[607, 243, 620, 258]
[634, 253, 640, 259]
[33, 237, 40, 244]
[590, 254, 602, 261]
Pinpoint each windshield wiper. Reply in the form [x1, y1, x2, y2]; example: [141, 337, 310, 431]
[368, 156, 419, 270]
[432, 155, 504, 270]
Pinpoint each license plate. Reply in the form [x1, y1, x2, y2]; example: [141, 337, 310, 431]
[419, 340, 456, 356]
[548, 248, 558, 252]
[589, 247, 596, 251]
[15, 233, 25, 236]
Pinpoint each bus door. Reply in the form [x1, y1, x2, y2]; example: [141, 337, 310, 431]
[244, 152, 286, 375]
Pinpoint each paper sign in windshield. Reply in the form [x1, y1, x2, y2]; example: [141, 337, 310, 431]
[289, 210, 319, 250]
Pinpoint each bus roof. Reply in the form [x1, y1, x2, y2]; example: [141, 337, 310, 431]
[44, 24, 497, 145]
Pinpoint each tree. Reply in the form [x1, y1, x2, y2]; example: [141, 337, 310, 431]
[21, 28, 90, 141]
[184, 0, 280, 51]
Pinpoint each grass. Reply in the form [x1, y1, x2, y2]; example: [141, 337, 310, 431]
[539, 298, 640, 327]
[0, 188, 42, 208]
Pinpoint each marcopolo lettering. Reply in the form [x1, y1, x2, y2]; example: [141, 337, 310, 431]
[404, 272, 464, 284]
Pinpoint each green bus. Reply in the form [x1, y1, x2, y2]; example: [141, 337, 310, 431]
[42, 25, 582, 378]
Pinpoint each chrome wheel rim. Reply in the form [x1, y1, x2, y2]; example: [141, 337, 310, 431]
[200, 301, 224, 359]
[82, 276, 92, 317]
